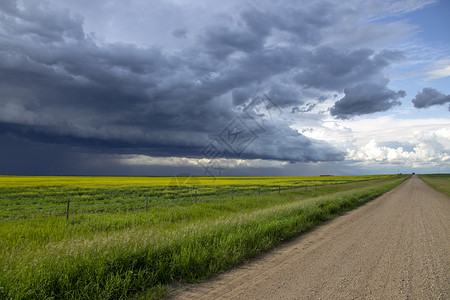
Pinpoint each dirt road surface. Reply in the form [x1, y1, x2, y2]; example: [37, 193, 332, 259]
[173, 175, 450, 299]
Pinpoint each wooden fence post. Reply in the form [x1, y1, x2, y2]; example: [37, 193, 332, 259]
[66, 198, 70, 221]
[146, 192, 148, 212]
[279, 186, 281, 194]
[258, 187, 261, 196]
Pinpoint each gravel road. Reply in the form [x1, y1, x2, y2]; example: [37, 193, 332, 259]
[173, 175, 450, 299]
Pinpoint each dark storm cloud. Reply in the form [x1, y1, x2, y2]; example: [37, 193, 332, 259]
[202, 27, 264, 58]
[0, 133, 86, 175]
[412, 88, 450, 110]
[0, 0, 84, 43]
[265, 83, 303, 107]
[293, 48, 405, 91]
[172, 28, 187, 38]
[330, 83, 406, 119]
[0, 0, 412, 174]
[240, 1, 337, 45]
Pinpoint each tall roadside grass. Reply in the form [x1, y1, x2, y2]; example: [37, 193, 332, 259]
[0, 175, 408, 299]
[419, 174, 450, 196]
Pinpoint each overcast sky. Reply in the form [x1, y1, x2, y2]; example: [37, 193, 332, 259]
[0, 0, 449, 176]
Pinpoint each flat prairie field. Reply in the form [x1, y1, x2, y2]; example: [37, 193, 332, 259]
[0, 174, 408, 299]
[419, 174, 450, 196]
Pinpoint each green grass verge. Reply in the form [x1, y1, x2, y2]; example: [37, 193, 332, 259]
[419, 174, 450, 196]
[0, 175, 408, 299]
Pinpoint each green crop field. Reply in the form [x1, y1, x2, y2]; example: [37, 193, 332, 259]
[419, 174, 450, 196]
[1, 175, 393, 219]
[0, 174, 409, 299]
